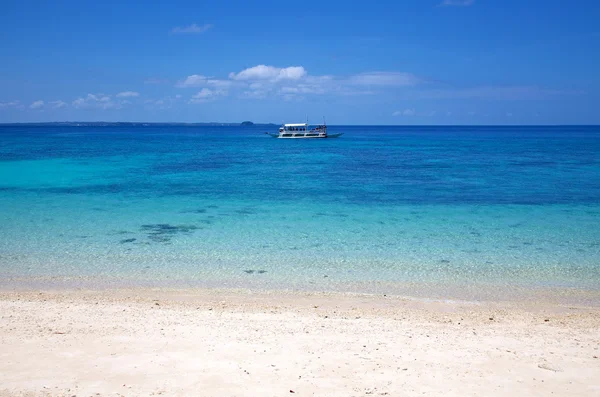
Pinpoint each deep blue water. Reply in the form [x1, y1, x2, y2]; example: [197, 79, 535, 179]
[1, 125, 599, 299]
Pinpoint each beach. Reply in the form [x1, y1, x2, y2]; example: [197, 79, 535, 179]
[1, 288, 599, 396]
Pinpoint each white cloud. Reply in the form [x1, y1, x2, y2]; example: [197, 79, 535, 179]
[230, 66, 381, 99]
[177, 75, 237, 89]
[392, 109, 437, 117]
[281, 94, 299, 102]
[50, 100, 67, 109]
[192, 88, 215, 99]
[176, 66, 422, 101]
[144, 95, 183, 109]
[279, 87, 300, 94]
[30, 100, 44, 109]
[248, 82, 265, 90]
[280, 84, 325, 95]
[206, 79, 234, 88]
[228, 65, 307, 82]
[177, 74, 208, 88]
[171, 23, 213, 34]
[189, 88, 227, 103]
[0, 100, 21, 109]
[305, 75, 334, 85]
[240, 90, 269, 99]
[178, 65, 328, 100]
[116, 91, 140, 98]
[393, 108, 416, 116]
[72, 93, 123, 110]
[72, 98, 84, 108]
[440, 0, 475, 6]
[349, 72, 421, 87]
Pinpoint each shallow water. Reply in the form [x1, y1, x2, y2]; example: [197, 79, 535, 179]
[1, 125, 599, 298]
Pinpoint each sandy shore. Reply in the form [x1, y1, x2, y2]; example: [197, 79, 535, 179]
[1, 288, 599, 397]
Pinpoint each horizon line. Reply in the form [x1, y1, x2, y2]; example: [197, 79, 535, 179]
[1, 121, 599, 127]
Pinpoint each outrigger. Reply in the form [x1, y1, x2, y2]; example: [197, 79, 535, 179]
[265, 120, 343, 139]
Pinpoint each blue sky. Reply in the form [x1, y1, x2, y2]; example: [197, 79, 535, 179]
[1, 0, 599, 124]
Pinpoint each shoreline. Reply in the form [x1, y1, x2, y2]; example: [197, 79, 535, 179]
[2, 275, 600, 307]
[2, 287, 600, 396]
[3, 284, 600, 315]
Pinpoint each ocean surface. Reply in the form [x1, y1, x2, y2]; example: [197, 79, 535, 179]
[1, 125, 599, 301]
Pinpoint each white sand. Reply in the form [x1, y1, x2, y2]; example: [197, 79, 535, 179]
[1, 288, 599, 397]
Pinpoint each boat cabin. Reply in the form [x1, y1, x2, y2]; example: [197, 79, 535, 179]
[279, 123, 309, 132]
[277, 123, 327, 138]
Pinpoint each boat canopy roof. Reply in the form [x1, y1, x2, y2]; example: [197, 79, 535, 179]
[284, 123, 308, 127]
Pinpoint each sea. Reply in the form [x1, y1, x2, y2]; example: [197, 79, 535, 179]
[1, 125, 599, 302]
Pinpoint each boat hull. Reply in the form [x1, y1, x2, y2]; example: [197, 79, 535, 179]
[265, 133, 343, 139]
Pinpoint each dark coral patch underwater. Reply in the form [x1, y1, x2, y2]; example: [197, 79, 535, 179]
[140, 223, 201, 244]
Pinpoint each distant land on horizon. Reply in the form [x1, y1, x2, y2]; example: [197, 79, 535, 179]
[0, 122, 598, 128]
[0, 121, 276, 127]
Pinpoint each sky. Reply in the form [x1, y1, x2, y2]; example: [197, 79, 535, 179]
[1, 0, 599, 125]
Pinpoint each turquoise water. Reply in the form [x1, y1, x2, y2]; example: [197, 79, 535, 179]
[1, 125, 599, 298]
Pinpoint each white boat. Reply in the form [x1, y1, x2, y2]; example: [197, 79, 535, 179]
[265, 122, 343, 139]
